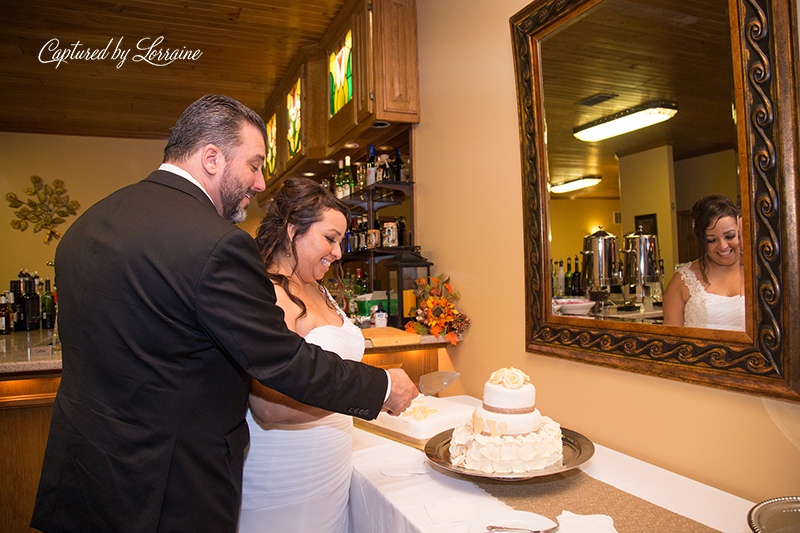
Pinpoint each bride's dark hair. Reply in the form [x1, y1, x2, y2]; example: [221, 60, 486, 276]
[691, 194, 739, 284]
[255, 177, 351, 317]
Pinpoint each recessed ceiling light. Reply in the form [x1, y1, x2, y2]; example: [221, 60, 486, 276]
[318, 159, 336, 165]
[372, 121, 390, 128]
[343, 142, 359, 149]
[301, 172, 317, 177]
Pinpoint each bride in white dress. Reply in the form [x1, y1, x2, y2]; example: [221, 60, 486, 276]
[239, 178, 365, 533]
[663, 195, 745, 331]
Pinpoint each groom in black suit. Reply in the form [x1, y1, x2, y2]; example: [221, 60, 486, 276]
[31, 95, 417, 533]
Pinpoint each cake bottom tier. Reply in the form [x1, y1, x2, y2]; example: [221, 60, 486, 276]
[449, 416, 563, 474]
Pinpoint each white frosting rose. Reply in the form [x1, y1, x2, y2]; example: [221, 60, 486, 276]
[488, 367, 530, 389]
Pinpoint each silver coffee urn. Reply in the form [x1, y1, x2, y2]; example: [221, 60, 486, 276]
[618, 226, 663, 310]
[580, 227, 619, 312]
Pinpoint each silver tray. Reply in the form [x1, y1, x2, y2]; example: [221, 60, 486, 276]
[424, 427, 594, 480]
[748, 496, 800, 533]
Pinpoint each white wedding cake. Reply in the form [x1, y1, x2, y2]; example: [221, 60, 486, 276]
[449, 368, 563, 474]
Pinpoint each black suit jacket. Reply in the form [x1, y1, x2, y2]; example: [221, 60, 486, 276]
[31, 171, 387, 532]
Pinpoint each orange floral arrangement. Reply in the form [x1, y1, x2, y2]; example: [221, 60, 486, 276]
[405, 274, 470, 346]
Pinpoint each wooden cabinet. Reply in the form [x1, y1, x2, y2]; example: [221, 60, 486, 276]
[260, 0, 419, 192]
[324, 0, 420, 147]
[0, 374, 60, 533]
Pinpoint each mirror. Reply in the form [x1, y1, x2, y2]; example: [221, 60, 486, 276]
[511, 0, 800, 399]
[540, 0, 739, 326]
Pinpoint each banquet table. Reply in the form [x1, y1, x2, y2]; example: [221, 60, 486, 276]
[349, 396, 754, 533]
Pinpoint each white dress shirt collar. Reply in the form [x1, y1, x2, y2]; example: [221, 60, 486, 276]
[158, 163, 215, 205]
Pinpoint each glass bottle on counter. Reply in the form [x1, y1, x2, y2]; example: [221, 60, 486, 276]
[556, 260, 565, 297]
[23, 279, 40, 330]
[41, 276, 56, 329]
[0, 294, 11, 334]
[11, 280, 26, 331]
[564, 257, 573, 296]
[573, 254, 583, 298]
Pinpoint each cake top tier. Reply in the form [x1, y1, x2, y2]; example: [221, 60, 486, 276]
[484, 367, 536, 410]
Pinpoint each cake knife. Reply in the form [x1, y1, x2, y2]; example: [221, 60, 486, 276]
[418, 371, 460, 395]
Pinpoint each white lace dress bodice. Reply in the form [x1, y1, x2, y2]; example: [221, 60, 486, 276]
[238, 289, 365, 533]
[678, 264, 745, 331]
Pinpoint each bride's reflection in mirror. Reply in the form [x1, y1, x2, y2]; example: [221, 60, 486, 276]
[662, 195, 745, 330]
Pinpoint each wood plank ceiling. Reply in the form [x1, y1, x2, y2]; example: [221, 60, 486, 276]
[1, 0, 736, 202]
[540, 0, 737, 199]
[1, 0, 346, 139]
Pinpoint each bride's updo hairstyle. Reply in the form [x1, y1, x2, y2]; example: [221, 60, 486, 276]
[255, 177, 351, 316]
[691, 194, 740, 283]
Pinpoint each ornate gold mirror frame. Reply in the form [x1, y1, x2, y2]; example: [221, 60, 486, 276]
[511, 0, 800, 400]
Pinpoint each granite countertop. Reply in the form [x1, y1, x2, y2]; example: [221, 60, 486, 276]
[0, 329, 62, 376]
[0, 326, 450, 377]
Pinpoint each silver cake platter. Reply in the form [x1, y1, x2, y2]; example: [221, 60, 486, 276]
[424, 427, 594, 481]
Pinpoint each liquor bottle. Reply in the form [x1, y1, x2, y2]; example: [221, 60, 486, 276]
[556, 260, 565, 297]
[564, 257, 573, 296]
[12, 280, 26, 332]
[23, 279, 40, 330]
[355, 268, 368, 295]
[343, 156, 353, 197]
[366, 145, 377, 186]
[573, 254, 582, 297]
[335, 160, 344, 199]
[399, 216, 409, 247]
[41, 277, 56, 329]
[345, 218, 358, 253]
[355, 163, 366, 192]
[391, 148, 407, 182]
[551, 260, 558, 297]
[0, 295, 10, 334]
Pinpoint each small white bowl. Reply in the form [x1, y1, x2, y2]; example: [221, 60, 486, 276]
[558, 299, 595, 315]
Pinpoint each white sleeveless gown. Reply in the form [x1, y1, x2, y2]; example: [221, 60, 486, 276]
[679, 264, 745, 331]
[238, 302, 365, 533]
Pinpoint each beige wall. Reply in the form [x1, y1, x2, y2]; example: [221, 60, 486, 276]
[619, 146, 678, 282]
[0, 133, 268, 284]
[415, 0, 800, 503]
[674, 149, 740, 212]
[548, 198, 622, 274]
[0, 133, 166, 283]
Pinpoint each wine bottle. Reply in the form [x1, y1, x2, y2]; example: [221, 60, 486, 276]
[391, 147, 406, 182]
[366, 145, 377, 186]
[11, 280, 26, 332]
[343, 156, 353, 197]
[23, 279, 40, 330]
[0, 294, 11, 334]
[573, 254, 582, 297]
[335, 160, 344, 198]
[41, 277, 56, 329]
[564, 257, 573, 296]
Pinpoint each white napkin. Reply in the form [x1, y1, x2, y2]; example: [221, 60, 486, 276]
[424, 497, 482, 524]
[557, 510, 618, 532]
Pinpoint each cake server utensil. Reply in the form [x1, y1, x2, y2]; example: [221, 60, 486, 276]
[486, 525, 559, 533]
[418, 371, 460, 395]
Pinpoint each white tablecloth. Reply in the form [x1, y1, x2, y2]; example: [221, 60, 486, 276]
[349, 396, 754, 533]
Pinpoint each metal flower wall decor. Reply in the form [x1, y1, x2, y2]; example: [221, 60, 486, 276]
[6, 175, 81, 244]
